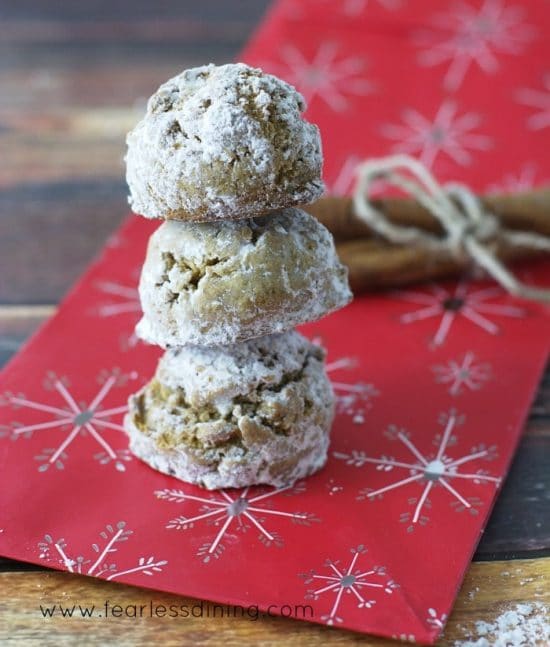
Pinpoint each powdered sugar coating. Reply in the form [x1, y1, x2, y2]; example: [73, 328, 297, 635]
[158, 331, 316, 413]
[124, 332, 334, 489]
[125, 62, 324, 221]
[136, 208, 352, 347]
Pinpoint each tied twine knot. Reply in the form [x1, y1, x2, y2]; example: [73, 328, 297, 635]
[353, 155, 550, 302]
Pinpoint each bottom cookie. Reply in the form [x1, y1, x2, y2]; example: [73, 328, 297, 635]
[124, 331, 335, 489]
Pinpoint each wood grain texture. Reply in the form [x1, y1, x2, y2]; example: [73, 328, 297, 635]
[0, 0, 271, 304]
[0, 558, 547, 646]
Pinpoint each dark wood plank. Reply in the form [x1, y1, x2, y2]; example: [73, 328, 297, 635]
[532, 369, 550, 418]
[476, 370, 550, 557]
[0, 180, 126, 304]
[0, 0, 269, 23]
[476, 417, 550, 558]
[0, 309, 54, 365]
[0, 0, 271, 304]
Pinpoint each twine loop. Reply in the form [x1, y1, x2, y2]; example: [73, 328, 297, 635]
[353, 154, 550, 302]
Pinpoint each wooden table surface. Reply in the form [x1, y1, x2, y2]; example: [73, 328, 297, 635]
[1, 1, 548, 645]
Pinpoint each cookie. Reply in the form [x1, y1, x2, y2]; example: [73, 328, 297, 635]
[125, 63, 324, 222]
[124, 331, 334, 489]
[136, 208, 352, 347]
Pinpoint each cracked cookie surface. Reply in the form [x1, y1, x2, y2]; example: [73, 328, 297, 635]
[136, 208, 352, 347]
[124, 331, 334, 489]
[125, 62, 324, 221]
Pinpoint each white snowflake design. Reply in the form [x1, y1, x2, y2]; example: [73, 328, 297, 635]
[325, 356, 379, 424]
[37, 521, 167, 581]
[432, 352, 492, 396]
[118, 330, 139, 352]
[289, 0, 402, 20]
[263, 42, 373, 112]
[392, 634, 417, 644]
[300, 544, 398, 626]
[517, 75, 550, 131]
[0, 369, 134, 472]
[326, 478, 345, 497]
[94, 280, 141, 351]
[335, 410, 501, 531]
[326, 155, 362, 196]
[395, 283, 525, 347]
[105, 231, 125, 249]
[381, 101, 492, 168]
[486, 164, 539, 193]
[155, 483, 319, 563]
[95, 281, 140, 318]
[414, 0, 534, 91]
[426, 607, 448, 630]
[324, 0, 402, 15]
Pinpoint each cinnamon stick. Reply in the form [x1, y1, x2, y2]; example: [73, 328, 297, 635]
[305, 188, 550, 242]
[303, 188, 550, 293]
[336, 238, 541, 293]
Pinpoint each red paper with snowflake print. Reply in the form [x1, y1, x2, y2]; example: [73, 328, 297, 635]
[1, 1, 549, 644]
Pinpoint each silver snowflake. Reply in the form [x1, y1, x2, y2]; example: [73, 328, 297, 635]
[300, 544, 398, 625]
[264, 42, 373, 112]
[290, 0, 402, 20]
[486, 164, 539, 193]
[119, 330, 140, 352]
[517, 75, 550, 131]
[37, 520, 167, 581]
[414, 0, 534, 91]
[395, 283, 525, 347]
[426, 607, 448, 630]
[324, 0, 402, 15]
[432, 352, 492, 396]
[325, 356, 379, 424]
[1, 369, 134, 472]
[392, 634, 417, 644]
[155, 483, 319, 562]
[334, 410, 500, 531]
[381, 100, 492, 168]
[94, 280, 141, 351]
[326, 478, 345, 496]
[95, 281, 140, 317]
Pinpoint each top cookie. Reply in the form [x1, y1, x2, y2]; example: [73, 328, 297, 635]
[125, 63, 324, 222]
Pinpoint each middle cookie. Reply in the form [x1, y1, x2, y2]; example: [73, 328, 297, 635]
[136, 207, 352, 347]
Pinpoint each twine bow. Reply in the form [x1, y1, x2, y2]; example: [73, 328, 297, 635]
[353, 155, 550, 302]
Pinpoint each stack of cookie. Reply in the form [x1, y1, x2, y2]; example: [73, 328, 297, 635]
[124, 63, 352, 490]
